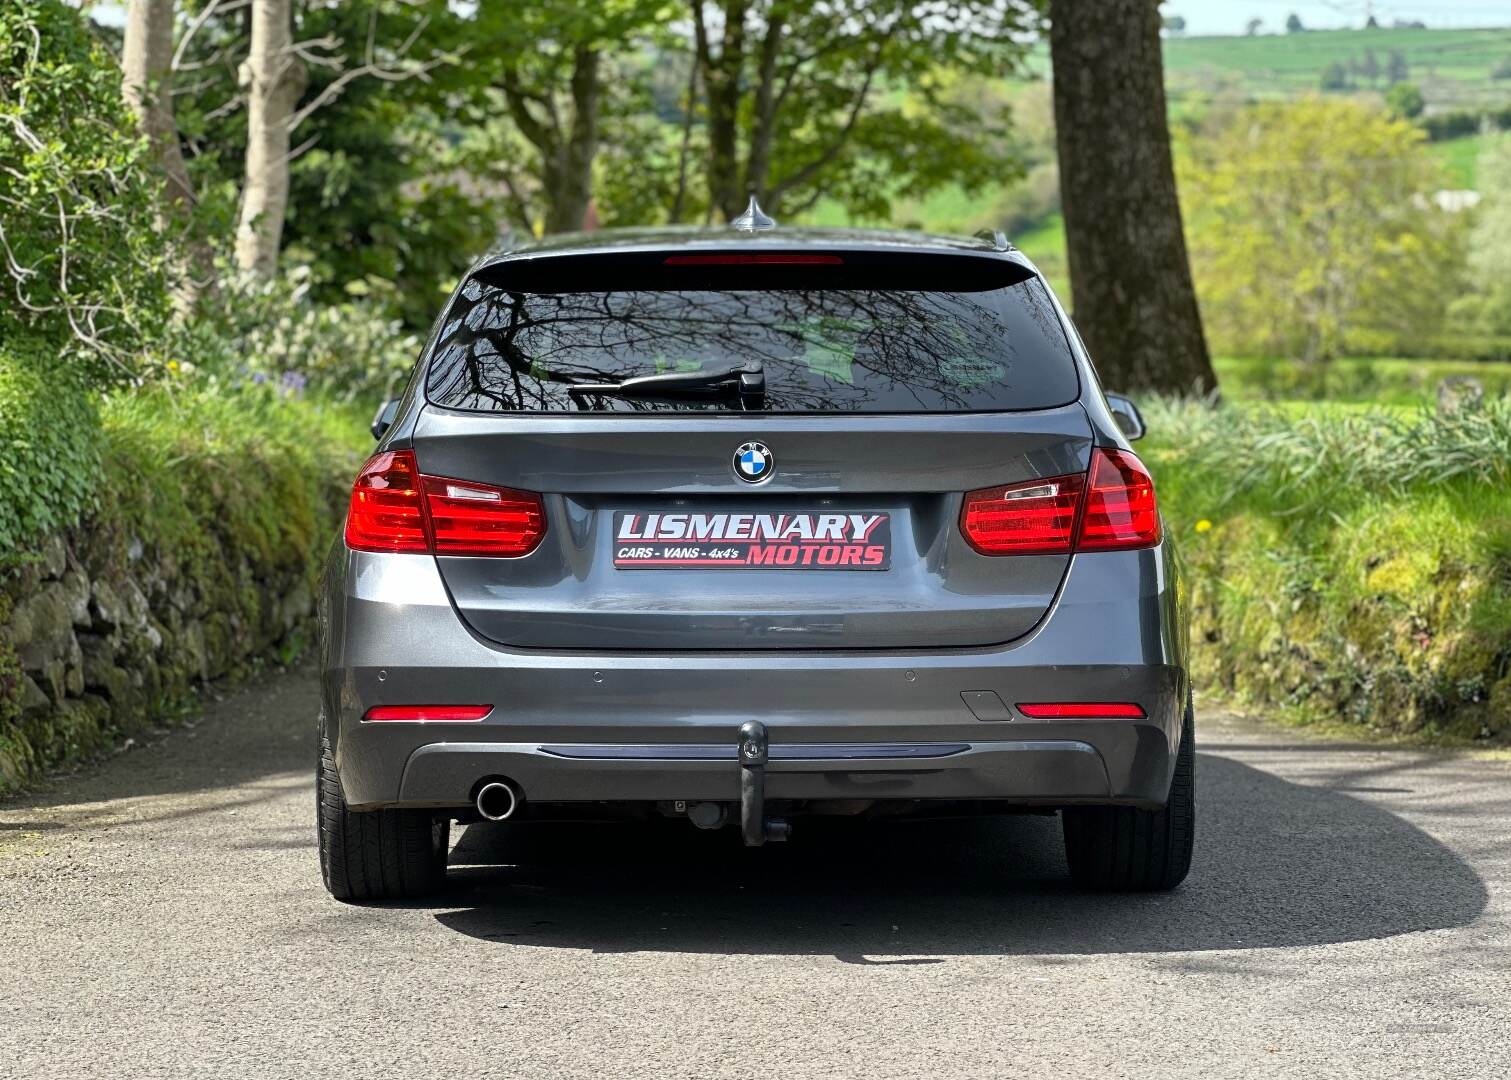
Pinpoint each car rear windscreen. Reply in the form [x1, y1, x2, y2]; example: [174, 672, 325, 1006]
[424, 255, 1079, 413]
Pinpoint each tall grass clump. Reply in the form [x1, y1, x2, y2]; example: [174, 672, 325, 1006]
[1147, 396, 1511, 504]
[1144, 397, 1511, 743]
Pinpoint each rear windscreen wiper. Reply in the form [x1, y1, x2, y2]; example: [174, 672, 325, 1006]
[567, 363, 765, 410]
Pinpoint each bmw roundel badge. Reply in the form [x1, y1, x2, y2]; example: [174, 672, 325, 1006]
[734, 441, 774, 484]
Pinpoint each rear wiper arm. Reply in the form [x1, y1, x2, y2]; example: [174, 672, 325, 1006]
[568, 363, 765, 410]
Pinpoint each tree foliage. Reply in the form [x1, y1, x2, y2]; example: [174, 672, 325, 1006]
[0, 0, 173, 381]
[1179, 98, 1464, 363]
[174, 0, 486, 322]
[1385, 81, 1425, 119]
[1449, 135, 1511, 335]
[688, 0, 1043, 222]
[459, 0, 671, 235]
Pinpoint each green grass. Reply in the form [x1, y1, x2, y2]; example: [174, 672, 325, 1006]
[1428, 133, 1486, 187]
[804, 185, 994, 233]
[1216, 355, 1511, 404]
[1011, 212, 1068, 298]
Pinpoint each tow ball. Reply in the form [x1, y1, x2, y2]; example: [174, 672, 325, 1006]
[738, 720, 791, 846]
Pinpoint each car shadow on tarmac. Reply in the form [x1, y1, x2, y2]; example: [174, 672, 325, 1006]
[428, 752, 1489, 957]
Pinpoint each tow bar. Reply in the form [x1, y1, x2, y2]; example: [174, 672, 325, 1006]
[738, 720, 791, 846]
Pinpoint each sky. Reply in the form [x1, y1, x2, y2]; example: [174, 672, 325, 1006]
[1165, 0, 1511, 36]
[81, 0, 1511, 36]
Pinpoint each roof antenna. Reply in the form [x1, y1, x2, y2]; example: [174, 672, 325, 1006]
[731, 195, 776, 232]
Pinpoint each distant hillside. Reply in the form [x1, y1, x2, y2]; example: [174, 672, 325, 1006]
[1023, 26, 1511, 111]
[1162, 27, 1511, 110]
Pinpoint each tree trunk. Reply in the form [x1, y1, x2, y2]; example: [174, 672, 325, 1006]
[1049, 0, 1216, 396]
[235, 0, 306, 277]
[668, 55, 700, 224]
[543, 46, 600, 234]
[121, 0, 194, 211]
[693, 0, 749, 221]
[744, 11, 784, 204]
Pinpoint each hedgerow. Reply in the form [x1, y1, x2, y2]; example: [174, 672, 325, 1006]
[1146, 398, 1511, 742]
[0, 383, 367, 791]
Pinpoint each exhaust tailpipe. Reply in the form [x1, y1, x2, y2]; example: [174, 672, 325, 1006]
[475, 780, 521, 821]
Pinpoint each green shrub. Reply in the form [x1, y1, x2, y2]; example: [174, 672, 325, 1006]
[172, 267, 423, 403]
[0, 340, 103, 561]
[0, 0, 173, 382]
[1147, 399, 1511, 742]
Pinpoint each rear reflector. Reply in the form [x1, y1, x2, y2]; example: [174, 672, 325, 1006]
[960, 447, 1160, 556]
[363, 705, 493, 722]
[1016, 702, 1147, 719]
[661, 253, 844, 265]
[344, 450, 546, 558]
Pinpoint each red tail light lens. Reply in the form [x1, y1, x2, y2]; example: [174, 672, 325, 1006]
[363, 704, 493, 722]
[961, 447, 1160, 556]
[345, 451, 428, 553]
[960, 474, 1085, 555]
[423, 476, 546, 557]
[1078, 448, 1161, 550]
[344, 450, 546, 558]
[1016, 702, 1147, 719]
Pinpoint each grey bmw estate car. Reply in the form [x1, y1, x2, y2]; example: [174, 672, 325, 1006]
[316, 216, 1194, 901]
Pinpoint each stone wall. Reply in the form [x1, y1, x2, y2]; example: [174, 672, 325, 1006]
[0, 527, 317, 792]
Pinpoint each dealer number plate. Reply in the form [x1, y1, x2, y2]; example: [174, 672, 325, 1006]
[613, 511, 891, 570]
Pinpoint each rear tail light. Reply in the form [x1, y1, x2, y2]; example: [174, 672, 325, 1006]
[363, 704, 493, 722]
[1016, 702, 1147, 719]
[422, 476, 546, 556]
[344, 450, 546, 557]
[1077, 448, 1161, 550]
[960, 475, 1085, 555]
[344, 451, 428, 553]
[960, 447, 1160, 555]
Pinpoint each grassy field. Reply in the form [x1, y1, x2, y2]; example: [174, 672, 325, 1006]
[1215, 355, 1511, 404]
[1019, 26, 1511, 109]
[1428, 132, 1489, 187]
[1011, 213, 1067, 296]
[1164, 27, 1511, 103]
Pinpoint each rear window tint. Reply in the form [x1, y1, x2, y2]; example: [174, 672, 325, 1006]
[425, 260, 1078, 413]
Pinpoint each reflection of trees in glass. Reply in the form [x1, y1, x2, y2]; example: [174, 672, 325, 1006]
[425, 277, 1075, 413]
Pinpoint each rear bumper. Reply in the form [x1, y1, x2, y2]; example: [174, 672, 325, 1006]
[399, 738, 1121, 805]
[318, 542, 1189, 811]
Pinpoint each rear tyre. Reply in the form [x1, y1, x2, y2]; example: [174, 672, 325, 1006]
[317, 728, 449, 902]
[1061, 699, 1195, 892]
